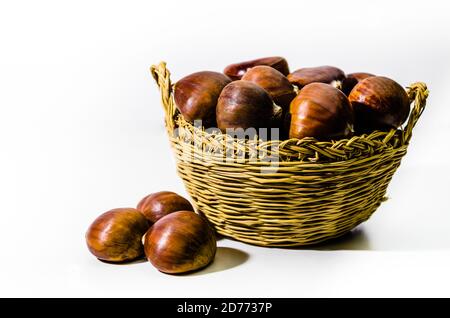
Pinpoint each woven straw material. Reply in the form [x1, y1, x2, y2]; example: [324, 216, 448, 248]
[150, 62, 428, 247]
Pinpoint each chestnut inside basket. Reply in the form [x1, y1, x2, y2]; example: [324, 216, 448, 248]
[150, 62, 428, 247]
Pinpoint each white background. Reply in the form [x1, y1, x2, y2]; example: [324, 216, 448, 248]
[1, 0, 450, 297]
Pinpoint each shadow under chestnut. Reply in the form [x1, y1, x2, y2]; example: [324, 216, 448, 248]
[99, 246, 249, 275]
[99, 256, 148, 265]
[184, 247, 249, 276]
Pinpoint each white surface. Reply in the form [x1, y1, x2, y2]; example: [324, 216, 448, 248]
[1, 0, 450, 297]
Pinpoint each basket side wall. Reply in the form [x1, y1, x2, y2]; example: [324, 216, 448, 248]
[173, 141, 406, 247]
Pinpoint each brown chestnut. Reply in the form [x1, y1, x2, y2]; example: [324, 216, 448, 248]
[144, 211, 216, 274]
[289, 83, 353, 140]
[174, 71, 231, 126]
[224, 56, 290, 81]
[342, 72, 375, 96]
[86, 208, 149, 262]
[287, 66, 346, 89]
[137, 191, 194, 223]
[348, 76, 410, 132]
[217, 80, 274, 133]
[241, 65, 296, 111]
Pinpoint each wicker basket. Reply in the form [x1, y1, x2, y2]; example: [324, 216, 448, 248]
[150, 62, 428, 247]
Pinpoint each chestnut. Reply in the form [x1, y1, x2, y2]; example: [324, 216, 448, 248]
[241, 65, 296, 111]
[144, 211, 216, 274]
[287, 66, 346, 89]
[216, 80, 274, 133]
[224, 56, 290, 81]
[174, 71, 231, 126]
[137, 191, 194, 223]
[348, 76, 410, 132]
[289, 82, 353, 140]
[342, 72, 375, 96]
[86, 208, 149, 262]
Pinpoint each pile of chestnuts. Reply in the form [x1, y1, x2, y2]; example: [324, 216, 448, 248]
[86, 191, 216, 274]
[174, 56, 411, 140]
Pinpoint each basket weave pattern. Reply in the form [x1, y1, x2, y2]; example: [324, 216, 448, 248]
[151, 62, 428, 247]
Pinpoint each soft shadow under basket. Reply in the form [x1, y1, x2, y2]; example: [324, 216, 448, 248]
[151, 62, 428, 247]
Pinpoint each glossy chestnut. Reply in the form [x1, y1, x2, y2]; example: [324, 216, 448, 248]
[287, 66, 346, 89]
[86, 208, 150, 262]
[174, 71, 231, 126]
[216, 80, 274, 133]
[224, 56, 290, 81]
[241, 65, 296, 111]
[342, 72, 375, 96]
[289, 83, 354, 140]
[348, 76, 410, 132]
[144, 211, 217, 274]
[137, 191, 194, 223]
